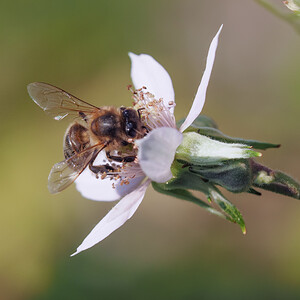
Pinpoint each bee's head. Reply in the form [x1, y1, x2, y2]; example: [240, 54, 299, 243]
[121, 108, 140, 138]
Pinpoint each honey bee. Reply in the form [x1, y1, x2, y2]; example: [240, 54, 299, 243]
[27, 82, 147, 194]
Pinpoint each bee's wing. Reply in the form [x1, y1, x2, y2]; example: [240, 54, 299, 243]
[48, 160, 89, 194]
[48, 144, 106, 194]
[27, 82, 99, 120]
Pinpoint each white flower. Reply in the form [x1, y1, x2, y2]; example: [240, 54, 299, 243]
[71, 25, 223, 256]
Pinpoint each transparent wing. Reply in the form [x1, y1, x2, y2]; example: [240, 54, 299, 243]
[27, 82, 99, 120]
[48, 144, 106, 194]
[48, 161, 86, 194]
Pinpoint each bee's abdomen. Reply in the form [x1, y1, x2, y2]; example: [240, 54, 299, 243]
[64, 123, 90, 159]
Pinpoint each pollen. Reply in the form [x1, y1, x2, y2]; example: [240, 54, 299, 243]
[101, 172, 107, 180]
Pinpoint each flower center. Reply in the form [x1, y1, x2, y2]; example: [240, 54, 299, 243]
[94, 86, 177, 187]
[130, 86, 177, 130]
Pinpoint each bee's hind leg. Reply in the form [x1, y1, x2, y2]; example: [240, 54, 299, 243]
[88, 149, 116, 177]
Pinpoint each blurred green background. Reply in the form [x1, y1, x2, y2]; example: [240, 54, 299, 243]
[1, 0, 300, 299]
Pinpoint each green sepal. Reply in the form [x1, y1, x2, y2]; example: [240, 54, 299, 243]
[177, 115, 218, 129]
[189, 159, 252, 193]
[247, 187, 262, 196]
[193, 127, 280, 150]
[178, 115, 280, 150]
[171, 163, 246, 233]
[207, 185, 246, 234]
[166, 160, 211, 192]
[153, 160, 247, 233]
[152, 182, 226, 220]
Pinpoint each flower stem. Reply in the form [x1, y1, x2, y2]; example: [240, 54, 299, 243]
[254, 0, 300, 34]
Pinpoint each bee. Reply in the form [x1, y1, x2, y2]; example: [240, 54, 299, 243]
[27, 82, 147, 194]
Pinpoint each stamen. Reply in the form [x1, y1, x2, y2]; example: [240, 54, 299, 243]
[131, 87, 176, 131]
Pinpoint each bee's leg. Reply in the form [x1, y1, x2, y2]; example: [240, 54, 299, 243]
[142, 125, 150, 134]
[89, 163, 115, 175]
[106, 151, 136, 163]
[137, 108, 145, 119]
[88, 149, 115, 175]
[123, 156, 137, 162]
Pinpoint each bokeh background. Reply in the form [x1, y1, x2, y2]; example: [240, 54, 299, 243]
[1, 0, 300, 299]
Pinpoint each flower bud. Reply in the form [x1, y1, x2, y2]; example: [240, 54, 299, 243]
[175, 132, 261, 166]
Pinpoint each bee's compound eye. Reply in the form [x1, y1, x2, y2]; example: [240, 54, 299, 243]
[122, 108, 137, 119]
[122, 110, 129, 117]
[126, 122, 136, 138]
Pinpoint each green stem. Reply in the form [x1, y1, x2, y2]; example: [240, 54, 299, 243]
[254, 0, 300, 34]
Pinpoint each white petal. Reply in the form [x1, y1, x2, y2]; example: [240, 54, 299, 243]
[129, 52, 175, 111]
[180, 25, 223, 133]
[75, 170, 144, 201]
[75, 151, 144, 201]
[71, 180, 150, 256]
[136, 128, 183, 183]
